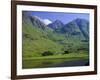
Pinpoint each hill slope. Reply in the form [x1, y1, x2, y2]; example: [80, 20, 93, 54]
[22, 13, 89, 58]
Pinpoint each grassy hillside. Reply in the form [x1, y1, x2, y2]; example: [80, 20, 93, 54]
[22, 13, 89, 57]
[22, 16, 64, 58]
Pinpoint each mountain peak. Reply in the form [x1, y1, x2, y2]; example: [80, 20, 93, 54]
[54, 20, 63, 23]
[75, 18, 89, 23]
[30, 16, 47, 30]
[31, 16, 43, 22]
[48, 20, 64, 30]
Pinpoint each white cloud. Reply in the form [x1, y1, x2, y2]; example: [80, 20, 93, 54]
[33, 16, 52, 25]
[43, 19, 52, 25]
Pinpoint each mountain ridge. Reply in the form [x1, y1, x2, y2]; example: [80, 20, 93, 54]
[22, 14, 89, 57]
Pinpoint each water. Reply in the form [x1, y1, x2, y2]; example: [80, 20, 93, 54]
[22, 58, 89, 69]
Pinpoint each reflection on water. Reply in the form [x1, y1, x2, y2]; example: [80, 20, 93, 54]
[22, 58, 89, 69]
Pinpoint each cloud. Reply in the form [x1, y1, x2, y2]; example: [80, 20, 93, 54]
[33, 16, 52, 25]
[43, 19, 52, 25]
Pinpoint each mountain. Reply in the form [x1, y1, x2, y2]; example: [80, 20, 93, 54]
[48, 20, 64, 30]
[29, 16, 48, 30]
[47, 18, 89, 40]
[22, 13, 89, 58]
[59, 18, 89, 40]
[75, 18, 89, 39]
[22, 13, 64, 57]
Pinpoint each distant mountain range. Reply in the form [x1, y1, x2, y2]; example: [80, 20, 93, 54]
[22, 13, 89, 57]
[29, 14, 89, 40]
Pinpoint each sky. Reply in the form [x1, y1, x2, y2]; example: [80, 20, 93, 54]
[23, 11, 89, 24]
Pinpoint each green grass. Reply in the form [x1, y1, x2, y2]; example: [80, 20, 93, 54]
[23, 53, 88, 60]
